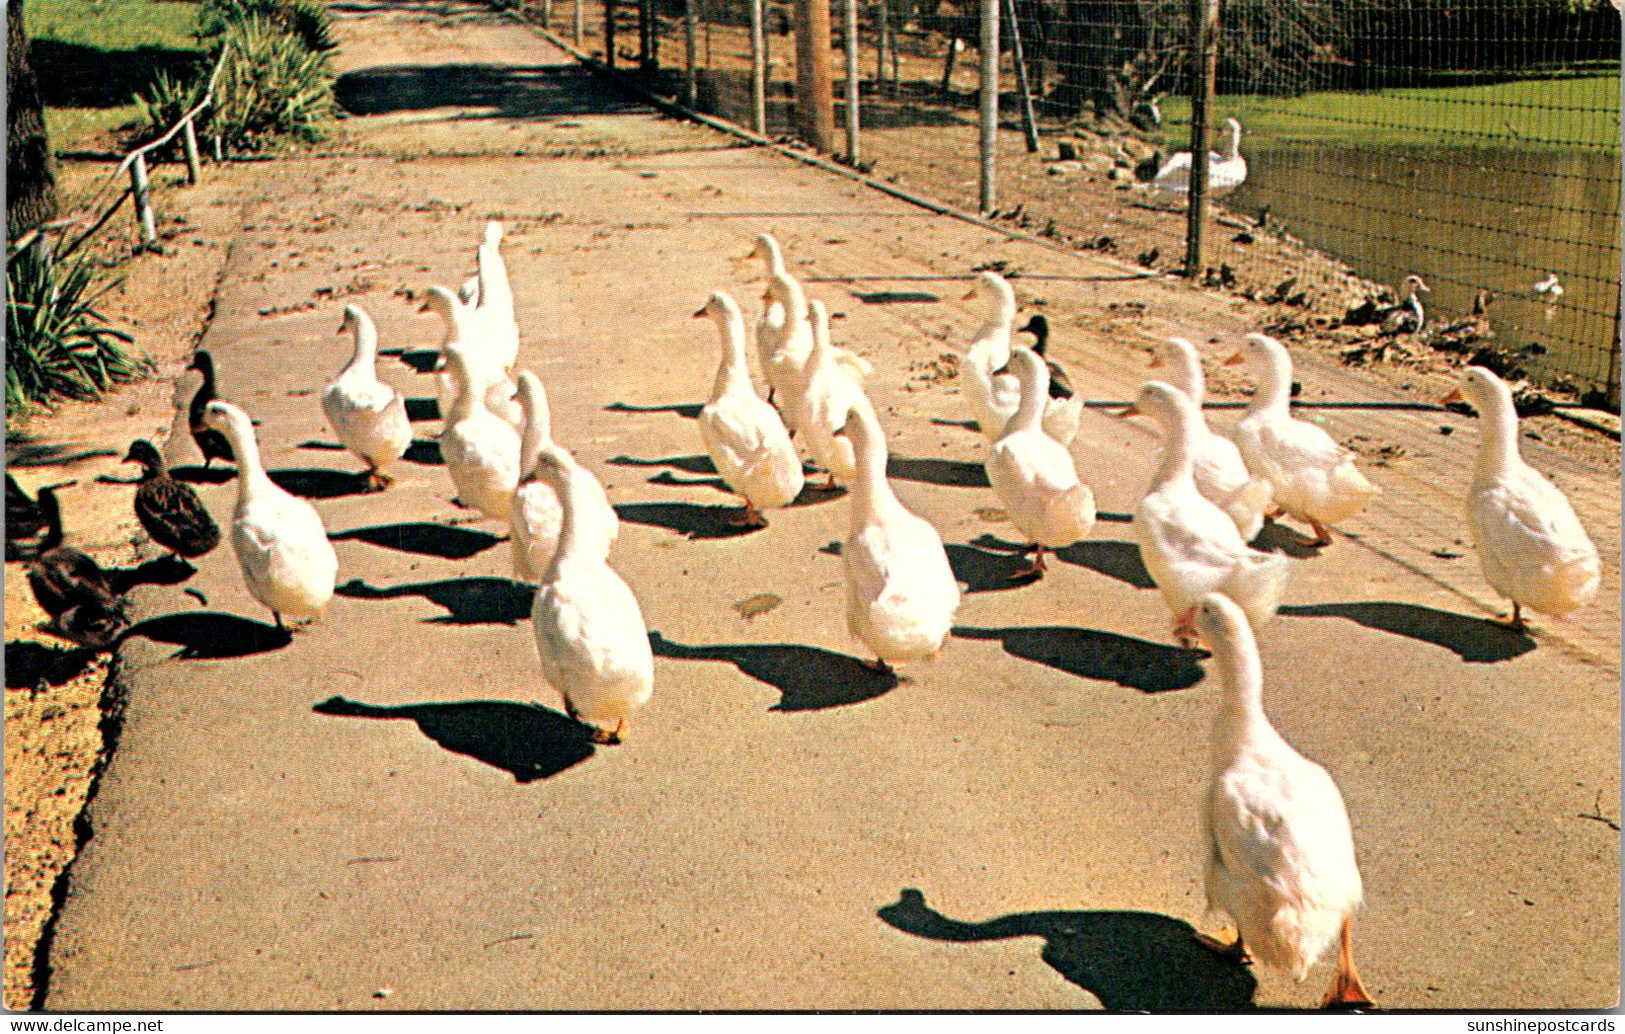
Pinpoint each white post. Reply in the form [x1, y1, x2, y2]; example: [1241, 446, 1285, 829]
[844, 0, 859, 163]
[749, 0, 767, 134]
[182, 118, 202, 184]
[130, 153, 158, 252]
[574, 0, 584, 43]
[978, 0, 998, 215]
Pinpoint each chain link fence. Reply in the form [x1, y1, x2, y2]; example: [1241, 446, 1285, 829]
[523, 0, 1622, 406]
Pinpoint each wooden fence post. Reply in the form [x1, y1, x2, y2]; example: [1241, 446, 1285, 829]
[1002, 0, 1038, 153]
[684, 0, 698, 105]
[129, 153, 157, 252]
[1183, 0, 1219, 279]
[977, 0, 998, 215]
[793, 0, 835, 151]
[749, 0, 767, 133]
[844, 0, 859, 163]
[574, 0, 584, 43]
[181, 118, 202, 185]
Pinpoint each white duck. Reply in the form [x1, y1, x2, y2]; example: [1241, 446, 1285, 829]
[789, 300, 865, 489]
[440, 346, 522, 523]
[695, 291, 805, 526]
[323, 304, 413, 493]
[758, 269, 815, 426]
[510, 370, 618, 582]
[1194, 591, 1374, 1010]
[1443, 366, 1599, 631]
[1121, 381, 1291, 648]
[1014, 314, 1084, 446]
[204, 400, 338, 631]
[738, 233, 871, 384]
[1229, 334, 1379, 546]
[1533, 273, 1564, 303]
[420, 285, 523, 429]
[837, 394, 960, 672]
[1379, 275, 1430, 336]
[961, 273, 1077, 445]
[470, 220, 520, 372]
[1150, 336, 1273, 540]
[1150, 117, 1248, 198]
[531, 443, 654, 744]
[986, 346, 1096, 576]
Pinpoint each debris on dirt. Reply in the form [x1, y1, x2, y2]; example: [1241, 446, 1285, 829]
[1136, 247, 1160, 269]
[258, 300, 317, 318]
[733, 593, 783, 621]
[1344, 435, 1409, 466]
[973, 507, 1007, 522]
[906, 353, 960, 390]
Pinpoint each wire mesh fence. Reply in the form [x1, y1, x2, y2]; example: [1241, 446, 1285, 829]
[524, 0, 1622, 405]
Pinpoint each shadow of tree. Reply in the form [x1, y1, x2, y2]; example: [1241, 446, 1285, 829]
[877, 889, 1258, 1011]
[613, 502, 760, 540]
[31, 40, 201, 108]
[945, 541, 1041, 593]
[649, 631, 898, 710]
[5, 640, 95, 689]
[953, 625, 1205, 693]
[604, 401, 703, 419]
[337, 577, 533, 624]
[886, 455, 990, 488]
[1280, 601, 1536, 663]
[1055, 540, 1156, 589]
[124, 612, 291, 659]
[313, 696, 594, 782]
[268, 468, 373, 499]
[330, 522, 501, 560]
[336, 63, 645, 118]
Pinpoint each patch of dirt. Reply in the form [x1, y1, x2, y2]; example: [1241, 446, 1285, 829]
[3, 156, 258, 1010]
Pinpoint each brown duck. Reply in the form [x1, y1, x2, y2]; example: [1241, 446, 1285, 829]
[25, 486, 129, 650]
[7, 473, 51, 561]
[188, 351, 235, 468]
[125, 438, 221, 558]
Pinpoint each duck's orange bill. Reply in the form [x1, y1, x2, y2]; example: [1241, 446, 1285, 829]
[692, 306, 708, 319]
[1148, 352, 1163, 368]
[1222, 351, 1246, 367]
[1441, 387, 1464, 405]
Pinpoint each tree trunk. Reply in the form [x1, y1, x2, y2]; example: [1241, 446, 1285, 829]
[8, 0, 57, 237]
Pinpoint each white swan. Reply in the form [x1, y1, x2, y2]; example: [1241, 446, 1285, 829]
[1443, 366, 1599, 631]
[323, 304, 412, 492]
[205, 400, 338, 631]
[1229, 334, 1378, 546]
[1150, 336, 1273, 540]
[1195, 592, 1374, 1010]
[1151, 117, 1248, 198]
[439, 345, 522, 522]
[1122, 381, 1290, 648]
[695, 291, 805, 525]
[789, 300, 864, 488]
[838, 394, 960, 671]
[510, 370, 617, 582]
[531, 443, 654, 745]
[420, 285, 522, 429]
[987, 346, 1096, 576]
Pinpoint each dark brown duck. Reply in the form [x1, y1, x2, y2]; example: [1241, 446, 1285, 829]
[25, 486, 129, 650]
[188, 351, 235, 468]
[125, 438, 220, 558]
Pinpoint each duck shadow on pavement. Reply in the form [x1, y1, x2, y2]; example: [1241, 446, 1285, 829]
[952, 625, 1205, 693]
[648, 631, 899, 710]
[877, 889, 1258, 1012]
[605, 401, 703, 419]
[1280, 601, 1536, 663]
[123, 612, 292, 659]
[1054, 540, 1156, 590]
[614, 502, 761, 540]
[330, 522, 502, 560]
[945, 541, 1042, 593]
[313, 696, 594, 782]
[268, 468, 375, 500]
[886, 456, 990, 488]
[337, 577, 533, 624]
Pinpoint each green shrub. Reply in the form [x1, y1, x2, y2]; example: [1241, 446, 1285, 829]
[6, 245, 152, 414]
[209, 16, 338, 152]
[199, 0, 335, 53]
[130, 68, 207, 150]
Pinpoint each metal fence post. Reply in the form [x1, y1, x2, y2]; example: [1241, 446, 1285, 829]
[875, 0, 888, 89]
[844, 0, 860, 163]
[129, 153, 157, 252]
[977, 0, 998, 215]
[1002, 0, 1038, 153]
[1182, 0, 1218, 279]
[574, 0, 583, 43]
[749, 0, 767, 134]
[684, 0, 698, 105]
[638, 0, 652, 69]
[541, 0, 553, 26]
[605, 0, 616, 66]
[794, 0, 835, 151]
[181, 118, 202, 185]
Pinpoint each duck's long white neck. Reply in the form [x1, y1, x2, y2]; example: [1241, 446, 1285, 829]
[1244, 349, 1294, 416]
[1473, 383, 1522, 479]
[974, 293, 1016, 359]
[711, 307, 754, 399]
[1150, 394, 1200, 488]
[221, 416, 270, 501]
[846, 404, 903, 531]
[1002, 356, 1048, 439]
[519, 382, 554, 471]
[445, 353, 486, 424]
[343, 313, 379, 379]
[546, 467, 605, 580]
[1211, 626, 1274, 760]
[1161, 343, 1206, 407]
[759, 237, 787, 278]
[768, 273, 808, 328]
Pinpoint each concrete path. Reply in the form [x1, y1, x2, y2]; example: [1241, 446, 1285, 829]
[44, 0, 1618, 1010]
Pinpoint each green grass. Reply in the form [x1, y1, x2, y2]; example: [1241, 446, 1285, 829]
[29, 0, 201, 53]
[1158, 73, 1622, 151]
[45, 104, 144, 150]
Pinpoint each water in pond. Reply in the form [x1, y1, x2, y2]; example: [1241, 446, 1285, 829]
[1225, 143, 1620, 394]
